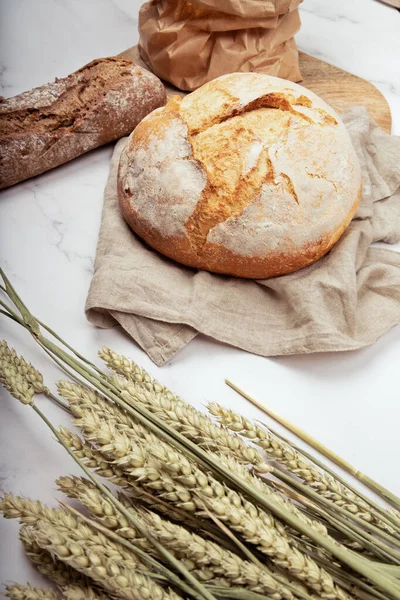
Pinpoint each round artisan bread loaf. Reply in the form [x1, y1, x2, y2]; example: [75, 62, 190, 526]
[118, 73, 362, 279]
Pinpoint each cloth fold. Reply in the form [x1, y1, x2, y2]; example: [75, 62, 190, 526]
[86, 107, 400, 366]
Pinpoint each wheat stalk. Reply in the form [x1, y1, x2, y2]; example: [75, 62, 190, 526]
[56, 474, 298, 600]
[226, 379, 400, 512]
[208, 403, 394, 534]
[99, 347, 269, 473]
[32, 520, 180, 600]
[390, 510, 400, 522]
[4, 584, 60, 600]
[19, 525, 87, 587]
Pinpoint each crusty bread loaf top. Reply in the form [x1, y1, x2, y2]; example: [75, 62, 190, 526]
[118, 73, 361, 278]
[0, 57, 154, 137]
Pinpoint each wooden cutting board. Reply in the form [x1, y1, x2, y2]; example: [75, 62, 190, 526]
[298, 52, 391, 132]
[380, 0, 400, 8]
[121, 45, 391, 133]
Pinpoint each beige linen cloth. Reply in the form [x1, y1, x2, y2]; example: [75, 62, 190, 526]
[86, 107, 400, 366]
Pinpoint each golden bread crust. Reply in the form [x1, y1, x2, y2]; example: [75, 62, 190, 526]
[118, 73, 362, 279]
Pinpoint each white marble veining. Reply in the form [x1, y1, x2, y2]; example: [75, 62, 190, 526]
[296, 0, 400, 134]
[0, 0, 400, 592]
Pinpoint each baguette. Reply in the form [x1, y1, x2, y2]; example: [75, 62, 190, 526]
[0, 57, 166, 189]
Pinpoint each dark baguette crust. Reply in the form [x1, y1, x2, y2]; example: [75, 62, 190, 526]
[0, 57, 166, 190]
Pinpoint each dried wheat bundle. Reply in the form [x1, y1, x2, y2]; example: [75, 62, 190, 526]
[1, 268, 400, 600]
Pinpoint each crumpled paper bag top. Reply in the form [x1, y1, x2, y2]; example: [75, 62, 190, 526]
[85, 107, 400, 366]
[138, 0, 303, 91]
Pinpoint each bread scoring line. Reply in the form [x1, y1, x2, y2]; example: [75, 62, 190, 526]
[185, 91, 336, 138]
[182, 110, 313, 252]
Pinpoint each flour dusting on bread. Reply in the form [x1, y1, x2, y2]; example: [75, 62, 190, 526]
[119, 117, 206, 238]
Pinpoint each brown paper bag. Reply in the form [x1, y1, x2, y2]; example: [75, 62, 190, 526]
[138, 0, 303, 91]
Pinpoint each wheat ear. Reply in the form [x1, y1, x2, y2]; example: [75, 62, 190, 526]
[57, 422, 330, 597]
[32, 520, 179, 600]
[0, 341, 48, 394]
[72, 404, 322, 544]
[68, 411, 294, 542]
[57, 426, 132, 487]
[63, 372, 328, 546]
[4, 584, 60, 600]
[79, 419, 349, 600]
[208, 402, 393, 534]
[99, 347, 269, 472]
[0, 341, 67, 411]
[61, 407, 232, 538]
[58, 383, 166, 505]
[216, 454, 328, 538]
[98, 346, 157, 384]
[0, 494, 142, 572]
[140, 508, 301, 599]
[149, 443, 350, 600]
[78, 411, 319, 547]
[58, 426, 155, 501]
[57, 381, 135, 428]
[0, 349, 36, 404]
[60, 584, 111, 600]
[70, 396, 156, 452]
[57, 427, 197, 525]
[57, 474, 296, 600]
[71, 410, 300, 546]
[19, 524, 87, 587]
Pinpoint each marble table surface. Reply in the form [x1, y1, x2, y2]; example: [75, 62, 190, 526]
[1, 0, 400, 592]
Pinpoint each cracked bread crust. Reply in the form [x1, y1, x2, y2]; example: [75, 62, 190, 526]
[118, 73, 362, 279]
[0, 57, 166, 189]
